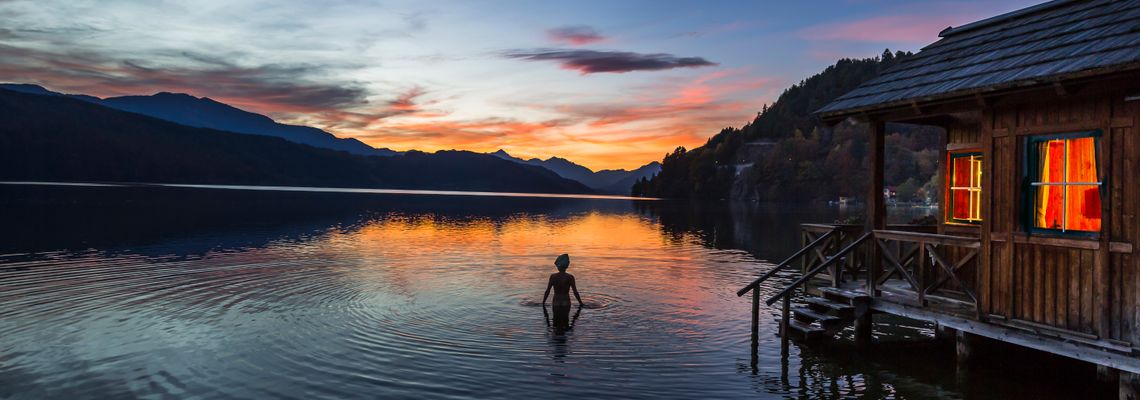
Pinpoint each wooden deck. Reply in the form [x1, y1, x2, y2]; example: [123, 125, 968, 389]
[803, 271, 1140, 374]
[742, 223, 1140, 376]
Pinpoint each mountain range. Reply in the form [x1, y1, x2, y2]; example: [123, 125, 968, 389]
[0, 87, 592, 193]
[0, 83, 660, 194]
[490, 149, 660, 194]
[0, 83, 396, 157]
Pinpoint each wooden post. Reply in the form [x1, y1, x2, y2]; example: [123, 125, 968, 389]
[866, 119, 886, 296]
[917, 241, 927, 306]
[854, 310, 872, 346]
[934, 322, 955, 343]
[956, 330, 976, 369]
[781, 295, 791, 355]
[1099, 365, 1120, 385]
[1122, 372, 1140, 400]
[751, 288, 760, 363]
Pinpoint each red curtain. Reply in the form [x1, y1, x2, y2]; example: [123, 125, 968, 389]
[1066, 137, 1100, 231]
[1034, 140, 1065, 229]
[951, 156, 972, 220]
[1033, 137, 1100, 232]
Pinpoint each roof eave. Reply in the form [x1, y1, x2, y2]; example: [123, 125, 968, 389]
[815, 62, 1140, 125]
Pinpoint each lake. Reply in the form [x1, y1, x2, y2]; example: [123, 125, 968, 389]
[0, 183, 1104, 399]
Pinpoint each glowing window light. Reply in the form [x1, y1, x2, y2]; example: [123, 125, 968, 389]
[1027, 134, 1101, 233]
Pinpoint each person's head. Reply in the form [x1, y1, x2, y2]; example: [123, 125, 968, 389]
[554, 253, 570, 272]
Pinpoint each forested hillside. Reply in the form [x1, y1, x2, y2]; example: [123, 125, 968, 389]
[632, 50, 943, 203]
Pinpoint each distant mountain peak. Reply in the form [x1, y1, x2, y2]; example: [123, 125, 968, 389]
[1, 82, 396, 157]
[1, 83, 51, 94]
[0, 83, 102, 103]
[484, 149, 659, 194]
[153, 91, 194, 97]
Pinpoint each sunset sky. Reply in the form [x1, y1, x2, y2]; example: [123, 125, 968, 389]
[0, 0, 1037, 170]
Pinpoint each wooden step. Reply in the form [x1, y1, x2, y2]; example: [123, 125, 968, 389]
[818, 287, 870, 305]
[783, 319, 826, 341]
[792, 306, 846, 328]
[804, 296, 855, 317]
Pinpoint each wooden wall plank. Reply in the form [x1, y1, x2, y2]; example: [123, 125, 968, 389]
[1070, 248, 1082, 331]
[1021, 243, 1030, 319]
[1081, 250, 1095, 334]
[1056, 249, 1069, 329]
[1045, 247, 1056, 326]
[1111, 254, 1122, 340]
[1122, 254, 1133, 342]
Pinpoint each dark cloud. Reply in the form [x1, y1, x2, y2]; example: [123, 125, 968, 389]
[502, 49, 717, 74]
[0, 43, 369, 113]
[546, 25, 605, 45]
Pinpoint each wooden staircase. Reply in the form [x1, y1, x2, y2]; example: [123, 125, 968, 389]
[782, 287, 870, 341]
[738, 228, 873, 352]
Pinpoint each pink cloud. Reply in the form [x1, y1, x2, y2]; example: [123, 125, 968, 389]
[801, 14, 980, 44]
[546, 25, 606, 46]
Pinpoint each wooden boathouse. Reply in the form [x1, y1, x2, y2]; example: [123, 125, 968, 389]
[738, 0, 1140, 396]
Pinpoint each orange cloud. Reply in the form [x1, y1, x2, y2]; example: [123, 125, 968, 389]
[336, 70, 779, 170]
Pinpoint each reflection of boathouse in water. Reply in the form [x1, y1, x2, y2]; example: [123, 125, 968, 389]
[738, 0, 1140, 396]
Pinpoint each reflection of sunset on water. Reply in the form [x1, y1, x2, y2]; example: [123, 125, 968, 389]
[0, 184, 1080, 398]
[305, 211, 729, 321]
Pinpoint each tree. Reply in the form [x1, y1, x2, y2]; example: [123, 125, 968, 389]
[896, 178, 921, 202]
[633, 49, 934, 202]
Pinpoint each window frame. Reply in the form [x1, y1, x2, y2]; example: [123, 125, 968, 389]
[946, 151, 983, 226]
[1021, 130, 1104, 238]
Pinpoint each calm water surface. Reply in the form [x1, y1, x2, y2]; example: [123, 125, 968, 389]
[0, 184, 1104, 399]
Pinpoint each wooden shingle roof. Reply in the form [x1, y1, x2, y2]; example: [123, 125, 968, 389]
[817, 0, 1140, 118]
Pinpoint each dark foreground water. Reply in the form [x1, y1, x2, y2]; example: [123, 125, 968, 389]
[0, 183, 1108, 399]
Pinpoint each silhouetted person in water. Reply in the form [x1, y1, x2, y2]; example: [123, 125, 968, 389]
[542, 254, 582, 333]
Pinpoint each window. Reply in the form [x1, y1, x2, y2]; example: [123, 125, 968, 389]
[947, 152, 983, 224]
[1025, 132, 1102, 234]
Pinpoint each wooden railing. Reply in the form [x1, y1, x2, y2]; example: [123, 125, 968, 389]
[737, 228, 840, 297]
[765, 232, 874, 306]
[737, 226, 842, 358]
[738, 223, 982, 353]
[800, 224, 864, 286]
[871, 230, 980, 313]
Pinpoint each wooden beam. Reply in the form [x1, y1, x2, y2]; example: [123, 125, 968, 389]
[867, 120, 886, 296]
[979, 107, 994, 317]
[946, 142, 982, 151]
[871, 300, 1140, 374]
[867, 121, 886, 231]
[1110, 242, 1134, 254]
[873, 230, 982, 248]
[1011, 233, 1101, 250]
